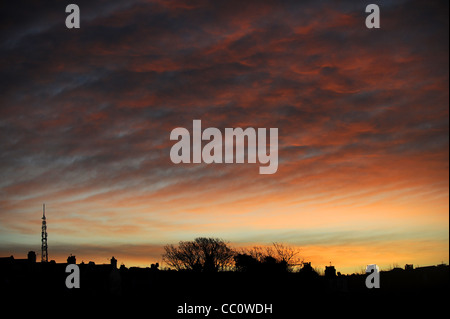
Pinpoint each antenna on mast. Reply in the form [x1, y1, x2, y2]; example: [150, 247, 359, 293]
[41, 203, 48, 263]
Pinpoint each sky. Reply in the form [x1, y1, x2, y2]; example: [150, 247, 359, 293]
[0, 0, 448, 274]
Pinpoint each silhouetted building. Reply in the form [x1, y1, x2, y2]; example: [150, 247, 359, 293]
[325, 265, 336, 278]
[300, 262, 314, 274]
[67, 255, 76, 264]
[1, 250, 449, 303]
[111, 256, 117, 269]
[0, 252, 38, 274]
[150, 262, 159, 270]
[28, 251, 36, 263]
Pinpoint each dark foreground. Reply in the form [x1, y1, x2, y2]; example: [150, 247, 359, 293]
[1, 260, 448, 317]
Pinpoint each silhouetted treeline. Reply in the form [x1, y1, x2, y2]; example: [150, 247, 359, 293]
[1, 253, 449, 317]
[162, 237, 302, 273]
[1, 239, 449, 316]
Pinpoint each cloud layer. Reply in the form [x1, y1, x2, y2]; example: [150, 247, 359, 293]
[0, 0, 448, 272]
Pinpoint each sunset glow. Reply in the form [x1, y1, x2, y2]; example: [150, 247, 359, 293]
[0, 0, 448, 274]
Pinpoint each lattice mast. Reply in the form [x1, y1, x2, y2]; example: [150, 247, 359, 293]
[41, 204, 48, 262]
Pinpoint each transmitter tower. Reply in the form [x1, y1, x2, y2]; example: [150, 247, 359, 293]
[41, 204, 48, 263]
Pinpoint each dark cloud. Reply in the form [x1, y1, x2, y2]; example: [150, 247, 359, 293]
[0, 0, 448, 266]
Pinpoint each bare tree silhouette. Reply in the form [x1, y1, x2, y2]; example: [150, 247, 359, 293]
[271, 242, 303, 271]
[234, 243, 302, 272]
[162, 237, 235, 272]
